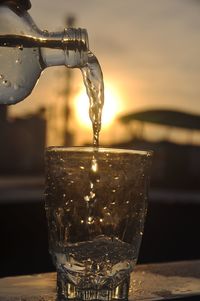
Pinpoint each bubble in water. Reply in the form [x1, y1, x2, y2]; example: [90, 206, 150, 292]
[91, 159, 98, 173]
[84, 195, 90, 202]
[89, 191, 95, 199]
[87, 216, 94, 224]
[2, 80, 11, 87]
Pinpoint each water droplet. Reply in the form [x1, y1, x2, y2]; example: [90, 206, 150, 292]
[14, 83, 19, 90]
[18, 45, 23, 51]
[99, 218, 103, 223]
[140, 231, 143, 235]
[0, 74, 4, 80]
[43, 29, 49, 35]
[2, 80, 11, 87]
[63, 193, 66, 198]
[80, 166, 85, 170]
[15, 58, 22, 64]
[80, 219, 84, 224]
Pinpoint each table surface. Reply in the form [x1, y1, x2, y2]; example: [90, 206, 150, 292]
[0, 260, 200, 300]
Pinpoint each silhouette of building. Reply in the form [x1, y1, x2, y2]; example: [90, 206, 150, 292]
[0, 105, 46, 174]
[116, 109, 200, 190]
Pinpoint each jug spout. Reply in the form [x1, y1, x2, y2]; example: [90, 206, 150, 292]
[40, 28, 89, 68]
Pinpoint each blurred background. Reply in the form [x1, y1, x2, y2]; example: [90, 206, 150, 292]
[1, 0, 200, 277]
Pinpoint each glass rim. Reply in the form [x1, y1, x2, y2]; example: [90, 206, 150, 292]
[45, 146, 153, 157]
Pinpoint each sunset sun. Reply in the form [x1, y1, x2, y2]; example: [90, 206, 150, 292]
[74, 83, 121, 129]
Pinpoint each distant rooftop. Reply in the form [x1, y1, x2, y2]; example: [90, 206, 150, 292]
[120, 109, 200, 130]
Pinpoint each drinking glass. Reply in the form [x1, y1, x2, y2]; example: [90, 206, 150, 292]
[45, 147, 152, 301]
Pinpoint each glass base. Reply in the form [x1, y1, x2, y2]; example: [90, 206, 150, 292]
[57, 272, 130, 301]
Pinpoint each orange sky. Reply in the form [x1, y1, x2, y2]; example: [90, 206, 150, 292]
[9, 0, 200, 145]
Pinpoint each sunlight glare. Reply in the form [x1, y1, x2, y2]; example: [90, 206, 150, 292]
[74, 84, 121, 129]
